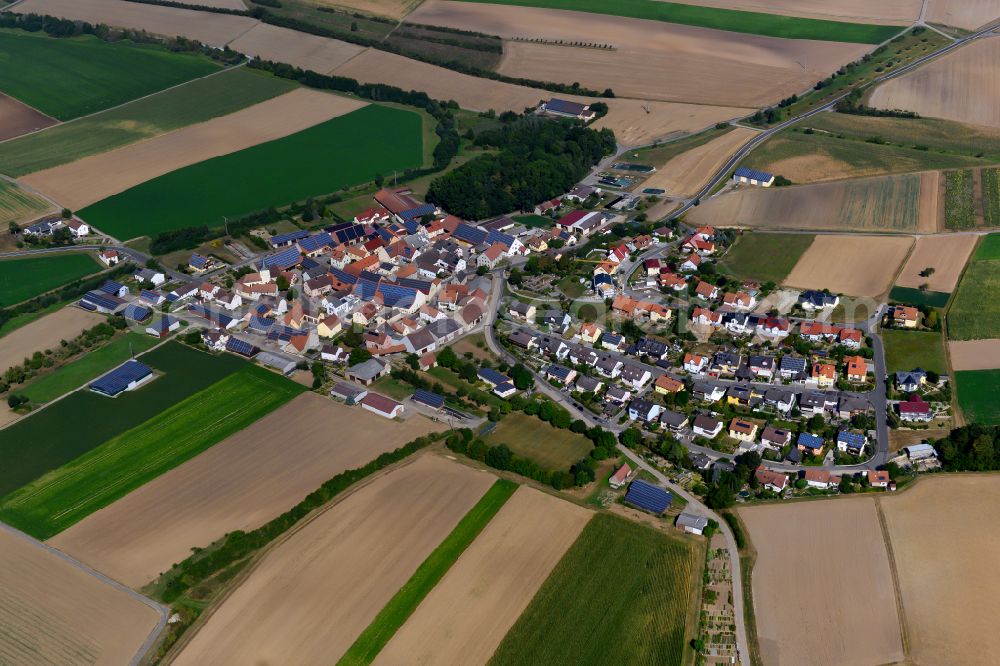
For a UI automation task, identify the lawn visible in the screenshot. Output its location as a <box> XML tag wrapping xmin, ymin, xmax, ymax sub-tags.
<box><xmin>489</xmin><ymin>512</ymin><xmax>701</xmax><ymax>665</ymax></box>
<box><xmin>456</xmin><ymin>0</ymin><xmax>900</xmax><ymax>42</ymax></box>
<box><xmin>339</xmin><ymin>479</ymin><xmax>518</xmax><ymax>666</ymax></box>
<box><xmin>0</xmin><ymin>252</ymin><xmax>100</xmax><ymax>307</ymax></box>
<box><xmin>948</xmin><ymin>236</ymin><xmax>1000</xmax><ymax>340</ymax></box>
<box><xmin>486</xmin><ymin>412</ymin><xmax>593</xmax><ymax>471</ymax></box>
<box><xmin>889</xmin><ymin>286</ymin><xmax>951</xmax><ymax>309</ymax></box>
<box><xmin>0</xmin><ymin>342</ymin><xmax>246</xmax><ymax>497</ymax></box>
<box><xmin>944</xmin><ymin>169</ymin><xmax>977</xmax><ymax>229</ymax></box>
<box><xmin>0</xmin><ymin>178</ymin><xmax>52</xmax><ymax>225</ymax></box>
<box><xmin>719</xmin><ymin>232</ymin><xmax>815</xmax><ymax>283</ymax></box>
<box><xmin>0</xmin><ymin>67</ymin><xmax>296</xmax><ymax>177</ymax></box>
<box><xmin>882</xmin><ymin>329</ymin><xmax>948</xmax><ymax>374</ymax></box>
<box><xmin>973</xmin><ymin>232</ymin><xmax>1000</xmax><ymax>260</ymax></box>
<box><xmin>0</xmin><ymin>30</ymin><xmax>219</xmax><ymax>120</ymax></box>
<box><xmin>512</xmin><ymin>214</ymin><xmax>554</xmax><ymax>229</ymax></box>
<box><xmin>0</xmin><ymin>365</ymin><xmax>304</xmax><ymax>539</ymax></box>
<box><xmin>79</xmin><ymin>105</ymin><xmax>423</xmax><ymax>240</ymax></box>
<box><xmin>955</xmin><ymin>370</ymin><xmax>1000</xmax><ymax>425</ymax></box>
<box><xmin>19</xmin><ymin>333</ymin><xmax>159</xmax><ymax>404</ymax></box>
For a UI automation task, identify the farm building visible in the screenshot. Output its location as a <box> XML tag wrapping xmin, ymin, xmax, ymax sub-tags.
<box><xmin>732</xmin><ymin>166</ymin><xmax>775</xmax><ymax>187</ymax></box>
<box><xmin>609</xmin><ymin>463</ymin><xmax>632</xmax><ymax>489</ymax></box>
<box><xmin>361</xmin><ymin>392</ymin><xmax>404</xmax><ymax>419</ymax></box>
<box><xmin>89</xmin><ymin>360</ymin><xmax>154</xmax><ymax>397</ymax></box>
<box><xmin>540</xmin><ymin>98</ymin><xmax>597</xmax><ymax>121</ymax></box>
<box><xmin>411</xmin><ymin>389</ymin><xmax>445</xmax><ymax>411</ymax></box>
<box><xmin>145</xmin><ymin>316</ymin><xmax>179</xmax><ymax>338</ymax></box>
<box><xmin>257</xmin><ymin>351</ymin><xmax>298</xmax><ymax>375</ymax></box>
<box><xmin>347</xmin><ymin>358</ymin><xmax>388</xmax><ymax>385</ymax></box>
<box><xmin>623</xmin><ymin>480</ymin><xmax>672</xmax><ymax>514</ymax></box>
<box><xmin>676</xmin><ymin>512</ymin><xmax>709</xmax><ymax>535</ymax></box>
<box><xmin>330</xmin><ymin>382</ymin><xmax>367</xmax><ymax>404</ymax></box>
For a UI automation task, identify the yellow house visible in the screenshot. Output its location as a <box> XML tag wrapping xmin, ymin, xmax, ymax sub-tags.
<box><xmin>318</xmin><ymin>314</ymin><xmax>342</xmax><ymax>339</ymax></box>
<box><xmin>729</xmin><ymin>418</ymin><xmax>758</xmax><ymax>442</ymax></box>
<box><xmin>648</xmin><ymin>304</ymin><xmax>672</xmax><ymax>323</ymax></box>
<box><xmin>579</xmin><ymin>322</ymin><xmax>602</xmax><ymax>344</ymax></box>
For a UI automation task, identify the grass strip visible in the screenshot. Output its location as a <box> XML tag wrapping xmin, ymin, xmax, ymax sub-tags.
<box><xmin>339</xmin><ymin>478</ymin><xmax>519</xmax><ymax>666</ymax></box>
<box><xmin>888</xmin><ymin>286</ymin><xmax>950</xmax><ymax>309</ymax></box>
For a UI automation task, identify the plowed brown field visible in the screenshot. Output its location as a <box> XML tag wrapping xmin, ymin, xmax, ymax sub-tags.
<box><xmin>0</xmin><ymin>94</ymin><xmax>56</xmax><ymax>142</ymax></box>
<box><xmin>926</xmin><ymin>0</ymin><xmax>1000</xmax><ymax>29</ymax></box>
<box><xmin>784</xmin><ymin>234</ymin><xmax>913</xmax><ymax>297</ymax></box>
<box><xmin>948</xmin><ymin>339</ymin><xmax>1000</xmax><ymax>370</ymax></box>
<box><xmin>228</xmin><ymin>23</ymin><xmax>365</xmax><ymax>73</ymax></box>
<box><xmin>895</xmin><ymin>233</ymin><xmax>977</xmax><ymax>291</ymax></box>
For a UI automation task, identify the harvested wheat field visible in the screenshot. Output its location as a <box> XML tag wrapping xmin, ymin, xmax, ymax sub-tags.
<box><xmin>948</xmin><ymin>339</ymin><xmax>1000</xmax><ymax>370</ymax></box>
<box><xmin>0</xmin><ymin>525</ymin><xmax>161</xmax><ymax>666</ymax></box>
<box><xmin>784</xmin><ymin>234</ymin><xmax>913</xmax><ymax>297</ymax></box>
<box><xmin>672</xmin><ymin>0</ymin><xmax>920</xmax><ymax>24</ymax></box>
<box><xmin>0</xmin><ymin>94</ymin><xmax>56</xmax><ymax>142</ymax></box>
<box><xmin>12</xmin><ymin>0</ymin><xmax>257</xmax><ymax>46</ymax></box>
<box><xmin>185</xmin><ymin>0</ymin><xmax>245</xmax><ymax>8</ymax></box>
<box><xmin>412</xmin><ymin>2</ymin><xmax>868</xmax><ymax>107</ymax></box>
<box><xmin>881</xmin><ymin>475</ymin><xmax>1000</xmax><ymax>665</ymax></box>
<box><xmin>640</xmin><ymin>128</ymin><xmax>756</xmax><ymax>196</ymax></box>
<box><xmin>869</xmin><ymin>38</ymin><xmax>1000</xmax><ymax>130</ymax></box>
<box><xmin>373</xmin><ymin>486</ymin><xmax>591</xmax><ymax>666</ymax></box>
<box><xmin>740</xmin><ymin>499</ymin><xmax>903</xmax><ymax>666</ymax></box>
<box><xmin>229</xmin><ymin>23</ymin><xmax>365</xmax><ymax>73</ymax></box>
<box><xmin>926</xmin><ymin>0</ymin><xmax>1000</xmax><ymax>30</ymax></box>
<box><xmin>173</xmin><ymin>455</ymin><xmax>495</xmax><ymax>666</ymax></box>
<box><xmin>312</xmin><ymin>0</ymin><xmax>421</xmax><ymax>19</ymax></box>
<box><xmin>0</xmin><ymin>307</ymin><xmax>104</xmax><ymax>372</ymax></box>
<box><xmin>22</xmin><ymin>89</ymin><xmax>365</xmax><ymax>211</ymax></box>
<box><xmin>895</xmin><ymin>233</ymin><xmax>977</xmax><ymax>291</ymax></box>
<box><xmin>49</xmin><ymin>393</ymin><xmax>442</xmax><ymax>588</ymax></box>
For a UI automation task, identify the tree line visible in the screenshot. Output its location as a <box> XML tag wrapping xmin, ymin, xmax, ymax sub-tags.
<box><xmin>934</xmin><ymin>424</ymin><xmax>1000</xmax><ymax>471</ymax></box>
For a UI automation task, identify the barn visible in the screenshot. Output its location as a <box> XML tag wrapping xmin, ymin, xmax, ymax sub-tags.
<box><xmin>89</xmin><ymin>360</ymin><xmax>154</xmax><ymax>397</ymax></box>
<box><xmin>732</xmin><ymin>166</ymin><xmax>775</xmax><ymax>187</ymax></box>
<box><xmin>623</xmin><ymin>479</ymin><xmax>672</xmax><ymax>514</ymax></box>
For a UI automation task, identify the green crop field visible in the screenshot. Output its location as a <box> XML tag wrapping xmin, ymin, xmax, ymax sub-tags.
<box><xmin>512</xmin><ymin>214</ymin><xmax>553</xmax><ymax>229</ymax></box>
<box><xmin>340</xmin><ymin>479</ymin><xmax>518</xmax><ymax>666</ymax></box>
<box><xmin>883</xmin><ymin>330</ymin><xmax>947</xmax><ymax>373</ymax></box>
<box><xmin>0</xmin><ymin>30</ymin><xmax>219</xmax><ymax>120</ymax></box>
<box><xmin>79</xmin><ymin>105</ymin><xmax>423</xmax><ymax>240</ymax></box>
<box><xmin>456</xmin><ymin>0</ymin><xmax>899</xmax><ymax>42</ymax></box>
<box><xmin>489</xmin><ymin>512</ymin><xmax>701</xmax><ymax>665</ymax></box>
<box><xmin>20</xmin><ymin>333</ymin><xmax>159</xmax><ymax>405</ymax></box>
<box><xmin>838</xmin><ymin>172</ymin><xmax>922</xmax><ymax>230</ymax></box>
<box><xmin>0</xmin><ymin>178</ymin><xmax>52</xmax><ymax>225</ymax></box>
<box><xmin>486</xmin><ymin>412</ymin><xmax>593</xmax><ymax>471</ymax></box>
<box><xmin>0</xmin><ymin>67</ymin><xmax>296</xmax><ymax>177</ymax></box>
<box><xmin>955</xmin><ymin>370</ymin><xmax>1000</xmax><ymax>425</ymax></box>
<box><xmin>983</xmin><ymin>168</ymin><xmax>999</xmax><ymax>227</ymax></box>
<box><xmin>948</xmin><ymin>236</ymin><xmax>1000</xmax><ymax>340</ymax></box>
<box><xmin>0</xmin><ymin>365</ymin><xmax>303</xmax><ymax>539</ymax></box>
<box><xmin>0</xmin><ymin>342</ymin><xmax>246</xmax><ymax>497</ymax></box>
<box><xmin>0</xmin><ymin>252</ymin><xmax>100</xmax><ymax>306</ymax></box>
<box><xmin>719</xmin><ymin>232</ymin><xmax>814</xmax><ymax>283</ymax></box>
<box><xmin>944</xmin><ymin>169</ymin><xmax>976</xmax><ymax>229</ymax></box>
<box><xmin>889</xmin><ymin>286</ymin><xmax>951</xmax><ymax>309</ymax></box>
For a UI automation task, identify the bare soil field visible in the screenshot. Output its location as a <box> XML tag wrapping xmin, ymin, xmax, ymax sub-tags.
<box><xmin>895</xmin><ymin>233</ymin><xmax>976</xmax><ymax>291</ymax></box>
<box><xmin>784</xmin><ymin>234</ymin><xmax>914</xmax><ymax>297</ymax></box>
<box><xmin>672</xmin><ymin>0</ymin><xmax>920</xmax><ymax>24</ymax></box>
<box><xmin>889</xmin><ymin>427</ymin><xmax>950</xmax><ymax>451</ymax></box>
<box><xmin>948</xmin><ymin>339</ymin><xmax>1000</xmax><ymax>370</ymax></box>
<box><xmin>21</xmin><ymin>89</ymin><xmax>365</xmax><ymax>210</ymax></box>
<box><xmin>311</xmin><ymin>0</ymin><xmax>421</xmax><ymax>19</ymax></box>
<box><xmin>373</xmin><ymin>486</ymin><xmax>591</xmax><ymax>666</ymax></box>
<box><xmin>926</xmin><ymin>0</ymin><xmax>1000</xmax><ymax>30</ymax></box>
<box><xmin>0</xmin><ymin>307</ymin><xmax>105</xmax><ymax>372</ymax></box>
<box><xmin>0</xmin><ymin>526</ymin><xmax>160</xmax><ymax>666</ymax></box>
<box><xmin>48</xmin><ymin>393</ymin><xmax>442</xmax><ymax>588</ymax></box>
<box><xmin>12</xmin><ymin>0</ymin><xmax>258</xmax><ymax>47</ymax></box>
<box><xmin>881</xmin><ymin>475</ymin><xmax>1000</xmax><ymax>665</ymax></box>
<box><xmin>228</xmin><ymin>23</ymin><xmax>365</xmax><ymax>73</ymax></box>
<box><xmin>869</xmin><ymin>38</ymin><xmax>1000</xmax><ymax>130</ymax></box>
<box><xmin>411</xmin><ymin>2</ymin><xmax>868</xmax><ymax>107</ymax></box>
<box><xmin>0</xmin><ymin>94</ymin><xmax>57</xmax><ymax>142</ymax></box>
<box><xmin>639</xmin><ymin>127</ymin><xmax>757</xmax><ymax>196</ymax></box>
<box><xmin>740</xmin><ymin>499</ymin><xmax>903</xmax><ymax>666</ymax></box>
<box><xmin>172</xmin><ymin>455</ymin><xmax>496</xmax><ymax>665</ymax></box>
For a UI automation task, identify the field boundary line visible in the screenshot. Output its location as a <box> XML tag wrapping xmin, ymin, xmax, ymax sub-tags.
<box><xmin>0</xmin><ymin>520</ymin><xmax>168</xmax><ymax>666</ymax></box>
<box><xmin>874</xmin><ymin>497</ymin><xmax>911</xmax><ymax>661</ymax></box>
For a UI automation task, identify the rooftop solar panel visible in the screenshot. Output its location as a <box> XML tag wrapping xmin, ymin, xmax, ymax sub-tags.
<box><xmin>123</xmin><ymin>304</ymin><xmax>152</xmax><ymax>321</ymax></box>
<box><xmin>623</xmin><ymin>480</ymin><xmax>672</xmax><ymax>514</ymax></box>
<box><xmin>226</xmin><ymin>337</ymin><xmax>260</xmax><ymax>357</ymax></box>
<box><xmin>733</xmin><ymin>166</ymin><xmax>774</xmax><ymax>182</ymax></box>
<box><xmin>90</xmin><ymin>360</ymin><xmax>153</xmax><ymax>397</ymax></box>
<box><xmin>270</xmin><ymin>230</ymin><xmax>309</xmax><ymax>247</ymax></box>
<box><xmin>260</xmin><ymin>246</ymin><xmax>301</xmax><ymax>270</ymax></box>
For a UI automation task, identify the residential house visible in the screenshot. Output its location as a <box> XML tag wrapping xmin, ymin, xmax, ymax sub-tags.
<box><xmin>189</xmin><ymin>253</ymin><xmax>210</xmax><ymax>272</ymax></box>
<box><xmin>508</xmin><ymin>329</ymin><xmax>538</xmax><ymax>350</ymax></box>
<box><xmin>754</xmin><ymin>465</ymin><xmax>788</xmax><ymax>492</ymax></box>
<box><xmin>729</xmin><ymin>418</ymin><xmax>758</xmax><ymax>442</ymax></box>
<box><xmin>659</xmin><ymin>409</ymin><xmax>689</xmax><ymax>432</ymax></box>
<box><xmin>797</xmin><ymin>432</ymin><xmax>825</xmax><ymax>456</ymax></box>
<box><xmin>679</xmin><ymin>254</ymin><xmax>702</xmax><ymax>272</ymax></box>
<box><xmin>654</xmin><ymin>375</ymin><xmax>684</xmax><ymax>395</ymax></box>
<box><xmin>839</xmin><ymin>328</ymin><xmax>863</xmax><ymax>349</ymax></box>
<box><xmin>628</xmin><ymin>398</ymin><xmax>662</xmax><ymax>423</ymax></box>
<box><xmin>692</xmin><ymin>307</ymin><xmax>722</xmax><ymax>327</ymax></box>
<box><xmin>764</xmin><ymin>388</ymin><xmax>796</xmax><ymax>414</ymax></box>
<box><xmin>748</xmin><ymin>355</ymin><xmax>776</xmax><ymax>380</ymax></box>
<box><xmin>66</xmin><ymin>219</ymin><xmax>89</xmax><ymax>238</ymax></box>
<box><xmin>575</xmin><ymin>374</ymin><xmax>604</xmax><ymax>394</ymax></box>
<box><xmin>803</xmin><ymin>469</ymin><xmax>835</xmax><ymax>490</ymax></box>
<box><xmin>317</xmin><ymin>315</ymin><xmax>342</xmax><ymax>339</ymax></box>
<box><xmin>605</xmin><ymin>385</ymin><xmax>631</xmax><ymax>404</ymax></box>
<box><xmin>799</xmin><ymin>290</ymin><xmax>839</xmax><ymax>311</ymax></box>
<box><xmin>761</xmin><ymin>425</ymin><xmax>792</xmax><ymax>450</ymax></box>
<box><xmin>722</xmin><ymin>291</ymin><xmax>755</xmax><ymax>311</ymax></box>
<box><xmin>812</xmin><ymin>362</ymin><xmax>836</xmax><ymax>388</ymax></box>
<box><xmin>757</xmin><ymin>316</ymin><xmax>790</xmax><ymax>338</ymax></box>
<box><xmin>478</xmin><ymin>367</ymin><xmax>512</xmax><ymax>388</ymax></box>
<box><xmin>837</xmin><ymin>430</ymin><xmax>868</xmax><ymax>456</ymax></box>
<box><xmin>98</xmin><ymin>249</ymin><xmax>120</xmax><ymax>266</ymax></box>
<box><xmin>601</xmin><ymin>331</ymin><xmax>627</xmax><ymax>351</ymax></box>
<box><xmin>633</xmin><ymin>337</ymin><xmax>669</xmax><ymax>360</ymax></box>
<box><xmin>595</xmin><ymin>355</ymin><xmax>623</xmax><ymax>378</ymax></box>
<box><xmin>711</xmin><ymin>351</ymin><xmax>742</xmax><ymax>376</ymax></box>
<box><xmin>845</xmin><ymin>355</ymin><xmax>870</xmax><ymax>383</ymax></box>
<box><xmin>898</xmin><ymin>394</ymin><xmax>933</xmax><ymax>422</ymax></box>
<box><xmin>693</xmin><ymin>415</ymin><xmax>723</xmax><ymax>439</ymax></box>
<box><xmin>542</xmin><ymin>310</ymin><xmax>572</xmax><ymax>333</ymax></box>
<box><xmin>619</xmin><ymin>364</ymin><xmax>652</xmax><ymax>389</ymax></box>
<box><xmin>609</xmin><ymin>463</ymin><xmax>632</xmax><ymax>489</ymax></box>
<box><xmin>868</xmin><ymin>470</ymin><xmax>890</xmax><ymax>488</ymax></box>
<box><xmin>779</xmin><ymin>355</ymin><xmax>807</xmax><ymax>380</ymax></box>
<box><xmin>895</xmin><ymin>369</ymin><xmax>927</xmax><ymax>393</ymax></box>
<box><xmin>692</xmin><ymin>381</ymin><xmax>726</xmax><ymax>403</ymax></box>
<box><xmin>684</xmin><ymin>353</ymin><xmax>708</xmax><ymax>374</ymax></box>
<box><xmin>892</xmin><ymin>305</ymin><xmax>919</xmax><ymax>328</ymax></box>
<box><xmin>694</xmin><ymin>280</ymin><xmax>719</xmax><ymax>301</ymax></box>
<box><xmin>546</xmin><ymin>364</ymin><xmax>577</xmax><ymax>385</ymax></box>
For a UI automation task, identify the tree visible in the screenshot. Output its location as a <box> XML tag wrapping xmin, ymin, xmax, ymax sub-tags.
<box><xmin>508</xmin><ymin>268</ymin><xmax>523</xmax><ymax>287</ymax></box>
<box><xmin>437</xmin><ymin>346</ymin><xmax>458</xmax><ymax>368</ymax></box>
<box><xmin>276</xmin><ymin>274</ymin><xmax>290</xmax><ymax>291</ymax></box>
<box><xmin>509</xmin><ymin>363</ymin><xmax>534</xmax><ymax>390</ymax></box>
<box><xmin>485</xmin><ymin>444</ymin><xmax>512</xmax><ymax>470</ymax></box>
<box><xmin>348</xmin><ymin>348</ymin><xmax>371</xmax><ymax>366</ymax></box>
<box><xmin>619</xmin><ymin>428</ymin><xmax>642</xmax><ymax>449</ymax></box>
<box><xmin>405</xmin><ymin>353</ymin><xmax>420</xmax><ymax>370</ymax></box>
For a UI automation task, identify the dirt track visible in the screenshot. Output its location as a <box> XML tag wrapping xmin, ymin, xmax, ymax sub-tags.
<box><xmin>0</xmin><ymin>307</ymin><xmax>105</xmax><ymax>373</ymax></box>
<box><xmin>173</xmin><ymin>455</ymin><xmax>496</xmax><ymax>665</ymax></box>
<box><xmin>639</xmin><ymin>128</ymin><xmax>757</xmax><ymax>197</ymax></box>
<box><xmin>22</xmin><ymin>89</ymin><xmax>365</xmax><ymax>210</ymax></box>
<box><xmin>373</xmin><ymin>486</ymin><xmax>590</xmax><ymax>666</ymax></box>
<box><xmin>0</xmin><ymin>94</ymin><xmax>57</xmax><ymax>142</ymax></box>
<box><xmin>895</xmin><ymin>233</ymin><xmax>977</xmax><ymax>291</ymax></box>
<box><xmin>948</xmin><ymin>339</ymin><xmax>1000</xmax><ymax>370</ymax></box>
<box><xmin>49</xmin><ymin>393</ymin><xmax>443</xmax><ymax>588</ymax></box>
<box><xmin>0</xmin><ymin>527</ymin><xmax>160</xmax><ymax>666</ymax></box>
<box><xmin>740</xmin><ymin>499</ymin><xmax>903</xmax><ymax>666</ymax></box>
<box><xmin>784</xmin><ymin>234</ymin><xmax>913</xmax><ymax>297</ymax></box>
<box><xmin>229</xmin><ymin>23</ymin><xmax>365</xmax><ymax>73</ymax></box>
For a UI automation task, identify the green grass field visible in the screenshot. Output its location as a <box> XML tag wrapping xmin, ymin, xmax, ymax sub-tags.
<box><xmin>512</xmin><ymin>214</ymin><xmax>553</xmax><ymax>229</ymax></box>
<box><xmin>0</xmin><ymin>67</ymin><xmax>295</xmax><ymax>177</ymax></box>
<box><xmin>0</xmin><ymin>342</ymin><xmax>246</xmax><ymax>497</ymax></box>
<box><xmin>339</xmin><ymin>479</ymin><xmax>518</xmax><ymax>666</ymax></box>
<box><xmin>955</xmin><ymin>369</ymin><xmax>1000</xmax><ymax>425</ymax></box>
<box><xmin>486</xmin><ymin>412</ymin><xmax>593</xmax><ymax>471</ymax></box>
<box><xmin>456</xmin><ymin>0</ymin><xmax>899</xmax><ymax>42</ymax></box>
<box><xmin>79</xmin><ymin>104</ymin><xmax>423</xmax><ymax>240</ymax></box>
<box><xmin>883</xmin><ymin>329</ymin><xmax>947</xmax><ymax>373</ymax></box>
<box><xmin>0</xmin><ymin>252</ymin><xmax>100</xmax><ymax>306</ymax></box>
<box><xmin>718</xmin><ymin>232</ymin><xmax>814</xmax><ymax>283</ymax></box>
<box><xmin>0</xmin><ymin>365</ymin><xmax>303</xmax><ymax>539</ymax></box>
<box><xmin>0</xmin><ymin>178</ymin><xmax>52</xmax><ymax>224</ymax></box>
<box><xmin>948</xmin><ymin>235</ymin><xmax>1000</xmax><ymax>340</ymax></box>
<box><xmin>888</xmin><ymin>286</ymin><xmax>951</xmax><ymax>308</ymax></box>
<box><xmin>944</xmin><ymin>169</ymin><xmax>977</xmax><ymax>229</ymax></box>
<box><xmin>983</xmin><ymin>169</ymin><xmax>999</xmax><ymax>227</ymax></box>
<box><xmin>973</xmin><ymin>233</ymin><xmax>1000</xmax><ymax>260</ymax></box>
<box><xmin>20</xmin><ymin>333</ymin><xmax>159</xmax><ymax>404</ymax></box>
<box><xmin>0</xmin><ymin>30</ymin><xmax>219</xmax><ymax>120</ymax></box>
<box><xmin>489</xmin><ymin>512</ymin><xmax>701</xmax><ymax>665</ymax></box>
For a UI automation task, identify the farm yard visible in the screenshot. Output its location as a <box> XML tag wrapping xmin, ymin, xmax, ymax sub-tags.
<box><xmin>718</xmin><ymin>232</ymin><xmax>815</xmax><ymax>284</ymax></box>
<box><xmin>881</xmin><ymin>475</ymin><xmax>1000</xmax><ymax>664</ymax></box>
<box><xmin>0</xmin><ymin>93</ymin><xmax>55</xmax><ymax>142</ymax></box>
<box><xmin>0</xmin><ymin>179</ymin><xmax>55</xmax><ymax>230</ymax></box>
<box><xmin>947</xmin><ymin>234</ymin><xmax>1000</xmax><ymax>340</ymax></box>
<box><xmin>0</xmin><ymin>253</ymin><xmax>100</xmax><ymax>307</ymax></box>
<box><xmin>783</xmin><ymin>234</ymin><xmax>913</xmax><ymax>298</ymax></box>
<box><xmin>485</xmin><ymin>412</ymin><xmax>593</xmax><ymax>471</ymax></box>
<box><xmin>954</xmin><ymin>370</ymin><xmax>1000</xmax><ymax>424</ymax></box>
<box><xmin>944</xmin><ymin>169</ymin><xmax>977</xmax><ymax>229</ymax></box>
<box><xmin>637</xmin><ymin>127</ymin><xmax>756</xmax><ymax>196</ymax></box>
<box><xmin>0</xmin><ymin>29</ymin><xmax>219</xmax><ymax>120</ymax></box>
<box><xmin>172</xmin><ymin>455</ymin><xmax>496</xmax><ymax>665</ymax></box>
<box><xmin>0</xmin><ymin>526</ymin><xmax>161</xmax><ymax>666</ymax></box>
<box><xmin>894</xmin><ymin>234</ymin><xmax>977</xmax><ymax>293</ymax></box>
<box><xmin>77</xmin><ymin>104</ymin><xmax>421</xmax><ymax>239</ymax></box>
<box><xmin>50</xmin><ymin>394</ymin><xmax>444</xmax><ymax>589</ymax></box>
<box><xmin>740</xmin><ymin>499</ymin><xmax>903</xmax><ymax>666</ymax></box>
<box><xmin>25</xmin><ymin>89</ymin><xmax>367</xmax><ymax>212</ymax></box>
<box><xmin>883</xmin><ymin>329</ymin><xmax>948</xmax><ymax>373</ymax></box>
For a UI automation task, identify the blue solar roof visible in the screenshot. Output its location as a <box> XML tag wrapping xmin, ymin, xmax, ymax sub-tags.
<box><xmin>81</xmin><ymin>291</ymin><xmax>120</xmax><ymax>311</ymax></box>
<box><xmin>547</xmin><ymin>364</ymin><xmax>572</xmax><ymax>380</ymax></box>
<box><xmin>545</xmin><ymin>98</ymin><xmax>588</xmax><ymax>115</ymax></box>
<box><xmin>122</xmin><ymin>304</ymin><xmax>152</xmax><ymax>321</ymax></box>
<box><xmin>377</xmin><ymin>282</ymin><xmax>417</xmax><ymax>308</ymax></box>
<box><xmin>187</xmin><ymin>304</ymin><xmax>233</xmax><ymax>328</ymax></box>
<box><xmin>356</xmin><ymin>277</ymin><xmax>380</xmax><ymax>301</ymax></box>
<box><xmin>478</xmin><ymin>367</ymin><xmax>510</xmax><ymax>385</ymax></box>
<box><xmin>328</xmin><ymin>223</ymin><xmax>366</xmax><ymax>244</ymax></box>
<box><xmin>375</xmin><ymin>227</ymin><xmax>393</xmax><ymax>242</ymax></box>
<box><xmin>412</xmin><ymin>389</ymin><xmax>445</xmax><ymax>408</ymax></box>
<box><xmin>837</xmin><ymin>430</ymin><xmax>865</xmax><ymax>447</ymax></box>
<box><xmin>147</xmin><ymin>316</ymin><xmax>176</xmax><ymax>334</ymax></box>
<box><xmin>399</xmin><ymin>203</ymin><xmax>435</xmax><ymax>223</ymax></box>
<box><xmin>797</xmin><ymin>432</ymin><xmax>824</xmax><ymax>450</ymax></box>
<box><xmin>734</xmin><ymin>166</ymin><xmax>774</xmax><ymax>182</ymax></box>
<box><xmin>99</xmin><ymin>280</ymin><xmax>125</xmax><ymax>295</ymax></box>
<box><xmin>270</xmin><ymin>230</ymin><xmax>309</xmax><ymax>247</ymax></box>
<box><xmin>189</xmin><ymin>253</ymin><xmax>208</xmax><ymax>269</ymax></box>
<box><xmin>396</xmin><ymin>277</ymin><xmax>432</xmax><ymax>294</ymax></box>
<box><xmin>452</xmin><ymin>223</ymin><xmax>488</xmax><ymax>246</ymax></box>
<box><xmin>79</xmin><ymin>300</ymin><xmax>97</xmax><ymax>311</ymax></box>
<box><xmin>299</xmin><ymin>232</ymin><xmax>333</xmax><ymax>253</ymax></box>
<box><xmin>485</xmin><ymin>229</ymin><xmax>514</xmax><ymax>248</ymax></box>
<box><xmin>624</xmin><ymin>480</ymin><xmax>672</xmax><ymax>514</ymax></box>
<box><xmin>226</xmin><ymin>337</ymin><xmax>260</xmax><ymax>357</ymax></box>
<box><xmin>90</xmin><ymin>360</ymin><xmax>152</xmax><ymax>397</ymax></box>
<box><xmin>139</xmin><ymin>289</ymin><xmax>161</xmax><ymax>304</ymax></box>
<box><xmin>260</xmin><ymin>246</ymin><xmax>301</xmax><ymax>270</ymax></box>
<box><xmin>248</xmin><ymin>314</ymin><xmax>275</xmax><ymax>332</ymax></box>
<box><xmin>330</xmin><ymin>267</ymin><xmax>358</xmax><ymax>285</ymax></box>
